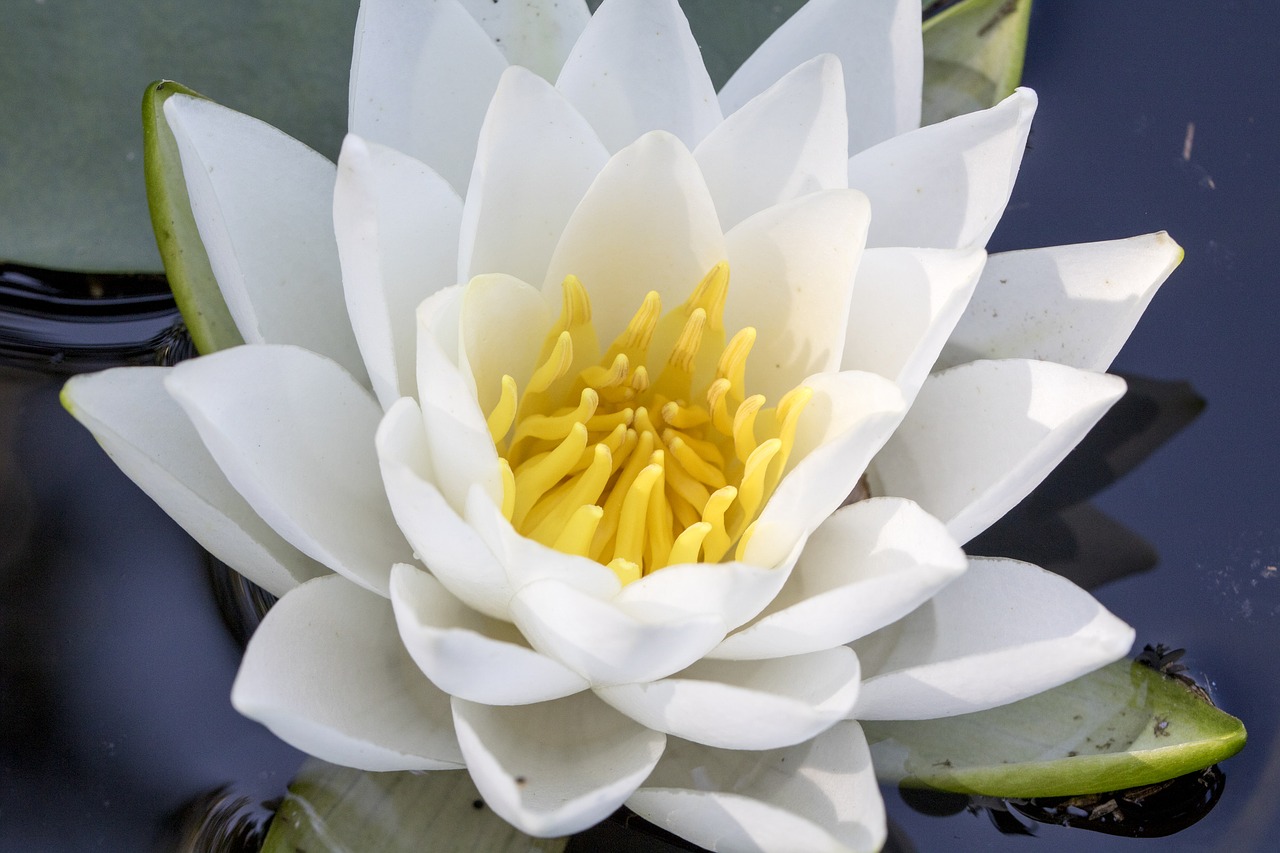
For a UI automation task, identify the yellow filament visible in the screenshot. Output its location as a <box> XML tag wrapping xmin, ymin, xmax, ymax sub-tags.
<box><xmin>666</xmin><ymin>434</ymin><xmax>727</xmax><ymax>489</ymax></box>
<box><xmin>553</xmin><ymin>505</ymin><xmax>604</xmax><ymax>557</ymax></box>
<box><xmin>526</xmin><ymin>331</ymin><xmax>574</xmax><ymax>395</ymax></box>
<box><xmin>683</xmin><ymin>262</ymin><xmax>730</xmax><ymax>331</ymax></box>
<box><xmin>669</xmin><ymin>522</ymin><xmax>712</xmax><ymax>565</ymax></box>
<box><xmin>717</xmin><ymin>327</ymin><xmax>756</xmax><ymax>408</ymax></box>
<box><xmin>608</xmin><ymin>557</ymin><xmax>642</xmax><ymax>586</ymax></box>
<box><xmin>603</xmin><ymin>290</ymin><xmax>661</xmax><ymax>366</ymax></box>
<box><xmin>700</xmin><ymin>486</ymin><xmax>737</xmax><ymax>563</ymax></box>
<box><xmin>594</xmin><ymin>429</ymin><xmax>656</xmax><ymax>558</ymax></box>
<box><xmin>528</xmin><ymin>443</ymin><xmax>612</xmax><ymax>545</ymax></box>
<box><xmin>732</xmin><ymin>394</ymin><xmax>765</xmax><ymax>464</ymax></box>
<box><xmin>497</xmin><ymin>458</ymin><xmax>515</xmax><ymax>522</ymax></box>
<box><xmin>580</xmin><ymin>353</ymin><xmax>630</xmax><ymax>389</ymax></box>
<box><xmin>615</xmin><ymin>462</ymin><xmax>663</xmax><ymax>567</ymax></box>
<box><xmin>736</xmin><ymin>438</ymin><xmax>782</xmax><ymax>532</ymax></box>
<box><xmin>512</xmin><ymin>422</ymin><xmax>588</xmax><ymax>528</ymax></box>
<box><xmin>512</xmin><ymin>388</ymin><xmax>598</xmax><ymax>445</ymax></box>
<box><xmin>654</xmin><ymin>308</ymin><xmax>707</xmax><ymax>399</ymax></box>
<box><xmin>487</xmin><ymin>375</ymin><xmax>518</xmax><ymax>445</ymax></box>
<box><xmin>662</xmin><ymin>399</ymin><xmax>710</xmax><ymax>429</ymax></box>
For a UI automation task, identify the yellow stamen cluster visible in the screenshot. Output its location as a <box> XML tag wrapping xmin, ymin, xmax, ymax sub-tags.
<box><xmin>487</xmin><ymin>263</ymin><xmax>811</xmax><ymax>585</ymax></box>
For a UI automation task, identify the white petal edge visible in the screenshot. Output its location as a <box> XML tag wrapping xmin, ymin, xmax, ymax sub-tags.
<box><xmin>938</xmin><ymin>232</ymin><xmax>1184</xmax><ymax>372</ymax></box>
<box><xmin>868</xmin><ymin>358</ymin><xmax>1126</xmax><ymax>544</ymax></box>
<box><xmin>453</xmin><ymin>693</ymin><xmax>665</xmax><ymax>837</ymax></box>
<box><xmin>166</xmin><ymin>345</ymin><xmax>410</xmax><ymax>596</ymax></box>
<box><xmin>628</xmin><ymin>721</ymin><xmax>886</xmax><ymax>853</ymax></box>
<box><xmin>62</xmin><ymin>367</ymin><xmax>326</xmax><ymax>597</ymax></box>
<box><xmin>232</xmin><ymin>574</ymin><xmax>463</xmax><ymax>771</ymax></box>
<box><xmin>851</xmin><ymin>557</ymin><xmax>1135</xmax><ymax>720</ymax></box>
<box><xmin>847</xmin><ymin>88</ymin><xmax>1037</xmax><ymax>250</ymax></box>
<box><xmin>163</xmin><ymin>96</ymin><xmax>366</xmax><ymax>382</ymax></box>
<box><xmin>455</xmin><ymin>0</ymin><xmax>590</xmax><ymax>81</ymax></box>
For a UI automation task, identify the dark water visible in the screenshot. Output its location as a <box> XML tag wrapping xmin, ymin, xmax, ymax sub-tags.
<box><xmin>2</xmin><ymin>1</ymin><xmax>1278</xmax><ymax>851</ymax></box>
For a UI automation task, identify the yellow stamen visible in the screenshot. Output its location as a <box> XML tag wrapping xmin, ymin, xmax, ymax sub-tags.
<box><xmin>603</xmin><ymin>290</ymin><xmax>661</xmax><ymax>366</ymax></box>
<box><xmin>654</xmin><ymin>307</ymin><xmax>707</xmax><ymax>399</ymax></box>
<box><xmin>526</xmin><ymin>331</ymin><xmax>574</xmax><ymax>395</ymax></box>
<box><xmin>669</xmin><ymin>521</ymin><xmax>712</xmax><ymax>565</ymax></box>
<box><xmin>700</xmin><ymin>486</ymin><xmax>737</xmax><ymax>563</ymax></box>
<box><xmin>511</xmin><ymin>388</ymin><xmax>598</xmax><ymax>445</ymax></box>
<box><xmin>497</xmin><ymin>457</ymin><xmax>515</xmax><ymax>522</ymax></box>
<box><xmin>528</xmin><ymin>443</ymin><xmax>612</xmax><ymax>545</ymax></box>
<box><xmin>553</xmin><ymin>505</ymin><xmax>604</xmax><ymax>557</ymax></box>
<box><xmin>731</xmin><ymin>394</ymin><xmax>765</xmax><ymax>464</ymax></box>
<box><xmin>512</xmin><ymin>422</ymin><xmax>588</xmax><ymax>528</ymax></box>
<box><xmin>665</xmin><ymin>433</ymin><xmax>727</xmax><ymax>489</ymax></box>
<box><xmin>614</xmin><ymin>462</ymin><xmax>663</xmax><ymax>567</ymax></box>
<box><xmin>717</xmin><ymin>327</ymin><xmax>756</xmax><ymax>409</ymax></box>
<box><xmin>487</xmin><ymin>375</ymin><xmax>518</xmax><ymax>445</ymax></box>
<box><xmin>662</xmin><ymin>399</ymin><xmax>710</xmax><ymax>429</ymax></box>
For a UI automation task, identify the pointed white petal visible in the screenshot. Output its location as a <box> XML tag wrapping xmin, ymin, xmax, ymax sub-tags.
<box><xmin>455</xmin><ymin>0</ymin><xmax>590</xmax><ymax>80</ymax></box>
<box><xmin>843</xmin><ymin>246</ymin><xmax>986</xmax><ymax>402</ymax></box>
<box><xmin>724</xmin><ymin>189</ymin><xmax>870</xmax><ymax>402</ymax></box>
<box><xmin>166</xmin><ymin>345</ymin><xmax>410</xmax><ymax>596</ymax></box>
<box><xmin>453</xmin><ymin>693</ymin><xmax>665</xmax><ymax>837</ymax></box>
<box><xmin>62</xmin><ymin>368</ymin><xmax>326</xmax><ymax>597</ymax></box>
<box><xmin>695</xmin><ymin>55</ymin><xmax>849</xmax><ymax>231</ymax></box>
<box><xmin>597</xmin><ymin>647</ymin><xmax>860</xmax><ymax>750</ymax></box>
<box><xmin>869</xmin><ymin>359</ymin><xmax>1126</xmax><ymax>544</ymax></box>
<box><xmin>555</xmin><ymin>0</ymin><xmax>721</xmax><ymax>152</ymax></box>
<box><xmin>616</xmin><ymin>555</ymin><xmax>796</xmax><ymax>635</ymax></box>
<box><xmin>349</xmin><ymin>0</ymin><xmax>508</xmax><ymax>191</ymax></box>
<box><xmin>334</xmin><ymin>135</ymin><xmax>462</xmax><ymax>409</ymax></box>
<box><xmin>163</xmin><ymin>96</ymin><xmax>365</xmax><ymax>382</ymax></box>
<box><xmin>721</xmin><ymin>0</ymin><xmax>921</xmax><ymax>156</ymax></box>
<box><xmin>852</xmin><ymin>558</ymin><xmax>1135</xmax><ymax>720</ymax></box>
<box><xmin>939</xmin><ymin>232</ymin><xmax>1184</xmax><ymax>372</ymax></box>
<box><xmin>713</xmin><ymin>498</ymin><xmax>966</xmax><ymax>660</ymax></box>
<box><xmin>629</xmin><ymin>721</ymin><xmax>886</xmax><ymax>853</ymax></box>
<box><xmin>848</xmin><ymin>88</ymin><xmax>1037</xmax><ymax>250</ymax></box>
<box><xmin>459</xmin><ymin>67</ymin><xmax>608</xmax><ymax>294</ymax></box>
<box><xmin>232</xmin><ymin>575</ymin><xmax>463</xmax><ymax>771</ymax></box>
<box><xmin>391</xmin><ymin>564</ymin><xmax>588</xmax><ymax>705</ymax></box>
<box><xmin>544</xmin><ymin>131</ymin><xmax>726</xmax><ymax>342</ymax></box>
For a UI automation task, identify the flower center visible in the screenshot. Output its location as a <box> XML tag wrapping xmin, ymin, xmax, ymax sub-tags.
<box><xmin>486</xmin><ymin>263</ymin><xmax>811</xmax><ymax>585</ymax></box>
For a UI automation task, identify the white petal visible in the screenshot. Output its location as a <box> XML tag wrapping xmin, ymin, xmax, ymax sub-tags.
<box><xmin>616</xmin><ymin>556</ymin><xmax>796</xmax><ymax>635</ymax></box>
<box><xmin>376</xmin><ymin>398</ymin><xmax>515</xmax><ymax>619</ymax></box>
<box><xmin>555</xmin><ymin>0</ymin><xmax>721</xmax><ymax>152</ymax></box>
<box><xmin>543</xmin><ymin>131</ymin><xmax>726</xmax><ymax>343</ymax></box>
<box><xmin>869</xmin><ymin>359</ymin><xmax>1126</xmax><ymax>544</ymax></box>
<box><xmin>232</xmin><ymin>575</ymin><xmax>463</xmax><ymax>771</ymax></box>
<box><xmin>166</xmin><ymin>345</ymin><xmax>410</xmax><ymax>596</ymax></box>
<box><xmin>62</xmin><ymin>368</ymin><xmax>325</xmax><ymax>597</ymax></box>
<box><xmin>842</xmin><ymin>246</ymin><xmax>986</xmax><ymax>402</ymax></box>
<box><xmin>416</xmin><ymin>287</ymin><xmax>504</xmax><ymax>513</ymax></box>
<box><xmin>455</xmin><ymin>0</ymin><xmax>590</xmax><ymax>80</ymax></box>
<box><xmin>938</xmin><ymin>232</ymin><xmax>1184</xmax><ymax>372</ymax></box>
<box><xmin>629</xmin><ymin>721</ymin><xmax>885</xmax><ymax>853</ymax></box>
<box><xmin>163</xmin><ymin>96</ymin><xmax>366</xmax><ymax>382</ymax></box>
<box><xmin>334</xmin><ymin>135</ymin><xmax>462</xmax><ymax>409</ymax></box>
<box><xmin>695</xmin><ymin>55</ymin><xmax>849</xmax><ymax>231</ymax></box>
<box><xmin>349</xmin><ymin>0</ymin><xmax>508</xmax><ymax>191</ymax></box>
<box><xmin>848</xmin><ymin>88</ymin><xmax>1037</xmax><ymax>250</ymax></box>
<box><xmin>851</xmin><ymin>557</ymin><xmax>1135</xmax><ymax>720</ymax></box>
<box><xmin>391</xmin><ymin>564</ymin><xmax>588</xmax><ymax>705</ymax></box>
<box><xmin>509</xmin><ymin>578</ymin><xmax>724</xmax><ymax>686</ymax></box>
<box><xmin>749</xmin><ymin>371</ymin><xmax>905</xmax><ymax>569</ymax></box>
<box><xmin>597</xmin><ymin>647</ymin><xmax>860</xmax><ymax>750</ymax></box>
<box><xmin>724</xmin><ymin>189</ymin><xmax>871</xmax><ymax>403</ymax></box>
<box><xmin>712</xmin><ymin>498</ymin><xmax>966</xmax><ymax>661</ymax></box>
<box><xmin>453</xmin><ymin>693</ymin><xmax>665</xmax><ymax>837</ymax></box>
<box><xmin>459</xmin><ymin>67</ymin><xmax>608</xmax><ymax>296</ymax></box>
<box><xmin>721</xmin><ymin>0</ymin><xmax>922</xmax><ymax>156</ymax></box>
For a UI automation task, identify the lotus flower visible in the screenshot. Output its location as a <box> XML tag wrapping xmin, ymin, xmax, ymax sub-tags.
<box><xmin>62</xmin><ymin>0</ymin><xmax>1183</xmax><ymax>849</ymax></box>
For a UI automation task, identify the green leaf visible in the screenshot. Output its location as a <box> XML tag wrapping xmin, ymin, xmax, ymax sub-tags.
<box><xmin>863</xmin><ymin>659</ymin><xmax>1246</xmax><ymax>798</ymax></box>
<box><xmin>262</xmin><ymin>760</ymin><xmax>569</xmax><ymax>853</ymax></box>
<box><xmin>922</xmin><ymin>0</ymin><xmax>1033</xmax><ymax>125</ymax></box>
<box><xmin>1</xmin><ymin>0</ymin><xmax>358</xmax><ymax>273</ymax></box>
<box><xmin>142</xmin><ymin>81</ymin><xmax>242</xmax><ymax>354</ymax></box>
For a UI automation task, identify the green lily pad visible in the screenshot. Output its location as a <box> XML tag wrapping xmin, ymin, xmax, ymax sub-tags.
<box><xmin>261</xmin><ymin>760</ymin><xmax>568</xmax><ymax>853</ymax></box>
<box><xmin>922</xmin><ymin>0</ymin><xmax>1034</xmax><ymax>125</ymax></box>
<box><xmin>863</xmin><ymin>659</ymin><xmax>1246</xmax><ymax>798</ymax></box>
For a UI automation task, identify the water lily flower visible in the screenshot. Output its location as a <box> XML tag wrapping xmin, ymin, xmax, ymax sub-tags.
<box><xmin>62</xmin><ymin>0</ymin><xmax>1182</xmax><ymax>849</ymax></box>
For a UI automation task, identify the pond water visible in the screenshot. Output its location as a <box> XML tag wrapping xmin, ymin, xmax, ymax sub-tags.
<box><xmin>2</xmin><ymin>1</ymin><xmax>1278</xmax><ymax>851</ymax></box>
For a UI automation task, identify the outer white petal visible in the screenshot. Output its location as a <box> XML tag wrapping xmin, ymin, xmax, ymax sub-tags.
<box><xmin>457</xmin><ymin>273</ymin><xmax>554</xmax><ymax>423</ymax></box>
<box><xmin>166</xmin><ymin>345</ymin><xmax>410</xmax><ymax>596</ymax></box>
<box><xmin>459</xmin><ymin>68</ymin><xmax>608</xmax><ymax>299</ymax></box>
<box><xmin>596</xmin><ymin>647</ymin><xmax>860</xmax><ymax>750</ymax></box>
<box><xmin>543</xmin><ymin>131</ymin><xmax>726</xmax><ymax>343</ymax></box>
<box><xmin>628</xmin><ymin>721</ymin><xmax>885</xmax><ymax>853</ymax></box>
<box><xmin>695</xmin><ymin>55</ymin><xmax>849</xmax><ymax>231</ymax></box>
<box><xmin>390</xmin><ymin>564</ymin><xmax>588</xmax><ymax>705</ymax></box>
<box><xmin>334</xmin><ymin>135</ymin><xmax>462</xmax><ymax>409</ymax></box>
<box><xmin>848</xmin><ymin>88</ymin><xmax>1037</xmax><ymax>250</ymax></box>
<box><xmin>712</xmin><ymin>498</ymin><xmax>966</xmax><ymax>661</ymax></box>
<box><xmin>455</xmin><ymin>0</ymin><xmax>590</xmax><ymax>81</ymax></box>
<box><xmin>851</xmin><ymin>558</ymin><xmax>1135</xmax><ymax>720</ymax></box>
<box><xmin>376</xmin><ymin>398</ymin><xmax>515</xmax><ymax>620</ymax></box>
<box><xmin>349</xmin><ymin>0</ymin><xmax>508</xmax><ymax>191</ymax></box>
<box><xmin>938</xmin><ymin>232</ymin><xmax>1184</xmax><ymax>372</ymax></box>
<box><xmin>842</xmin><ymin>246</ymin><xmax>986</xmax><ymax>402</ymax></box>
<box><xmin>749</xmin><ymin>371</ymin><xmax>905</xmax><ymax>570</ymax></box>
<box><xmin>232</xmin><ymin>575</ymin><xmax>463</xmax><ymax>771</ymax></box>
<box><xmin>555</xmin><ymin>0</ymin><xmax>721</xmax><ymax>152</ymax></box>
<box><xmin>868</xmin><ymin>359</ymin><xmax>1126</xmax><ymax>544</ymax></box>
<box><xmin>453</xmin><ymin>693</ymin><xmax>665</xmax><ymax>837</ymax></box>
<box><xmin>720</xmin><ymin>0</ymin><xmax>921</xmax><ymax>156</ymax></box>
<box><xmin>62</xmin><ymin>368</ymin><xmax>325</xmax><ymax>597</ymax></box>
<box><xmin>163</xmin><ymin>96</ymin><xmax>365</xmax><ymax>382</ymax></box>
<box><xmin>724</xmin><ymin>189</ymin><xmax>871</xmax><ymax>403</ymax></box>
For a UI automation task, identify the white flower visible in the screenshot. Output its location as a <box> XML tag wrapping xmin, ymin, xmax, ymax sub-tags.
<box><xmin>62</xmin><ymin>1</ymin><xmax>1182</xmax><ymax>849</ymax></box>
